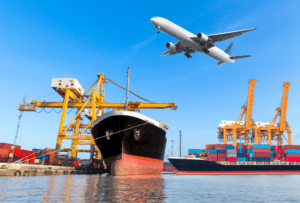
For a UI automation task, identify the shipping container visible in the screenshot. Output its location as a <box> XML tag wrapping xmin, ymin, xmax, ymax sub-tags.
<box><xmin>282</xmin><ymin>145</ymin><xmax>300</xmax><ymax>149</ymax></box>
<box><xmin>225</xmin><ymin>146</ymin><xmax>235</xmax><ymax>150</ymax></box>
<box><xmin>253</xmin><ymin>149</ymin><xmax>270</xmax><ymax>153</ymax></box>
<box><xmin>0</xmin><ymin>157</ymin><xmax>9</xmax><ymax>162</ymax></box>
<box><xmin>217</xmin><ymin>157</ymin><xmax>227</xmax><ymax>161</ymax></box>
<box><xmin>284</xmin><ymin>157</ymin><xmax>300</xmax><ymax>162</ymax></box>
<box><xmin>253</xmin><ymin>144</ymin><xmax>270</xmax><ymax>149</ymax></box>
<box><xmin>206</xmin><ymin>145</ymin><xmax>215</xmax><ymax>150</ymax></box>
<box><xmin>226</xmin><ymin>154</ymin><xmax>237</xmax><ymax>157</ymax></box>
<box><xmin>217</xmin><ymin>153</ymin><xmax>226</xmax><ymax>158</ymax></box>
<box><xmin>285</xmin><ymin>154</ymin><xmax>300</xmax><ymax>157</ymax></box>
<box><xmin>188</xmin><ymin>149</ymin><xmax>206</xmax><ymax>154</ymax></box>
<box><xmin>246</xmin><ymin>153</ymin><xmax>254</xmax><ymax>158</ymax></box>
<box><xmin>163</xmin><ymin>162</ymin><xmax>172</xmax><ymax>166</ymax></box>
<box><xmin>246</xmin><ymin>149</ymin><xmax>254</xmax><ymax>153</ymax></box>
<box><xmin>237</xmin><ymin>157</ymin><xmax>246</xmax><ymax>162</ymax></box>
<box><xmin>226</xmin><ymin>149</ymin><xmax>237</xmax><ymax>154</ymax></box>
<box><xmin>285</xmin><ymin>149</ymin><xmax>300</xmax><ymax>154</ymax></box>
<box><xmin>164</xmin><ymin>169</ymin><xmax>174</xmax><ymax>172</ymax></box>
<box><xmin>254</xmin><ymin>157</ymin><xmax>270</xmax><ymax>162</ymax></box>
<box><xmin>207</xmin><ymin>149</ymin><xmax>217</xmax><ymax>153</ymax></box>
<box><xmin>237</xmin><ymin>153</ymin><xmax>246</xmax><ymax>157</ymax></box>
<box><xmin>217</xmin><ymin>149</ymin><xmax>226</xmax><ymax>153</ymax></box>
<box><xmin>254</xmin><ymin>152</ymin><xmax>270</xmax><ymax>157</ymax></box>
<box><xmin>245</xmin><ymin>145</ymin><xmax>254</xmax><ymax>149</ymax></box>
<box><xmin>227</xmin><ymin>157</ymin><xmax>237</xmax><ymax>162</ymax></box>
<box><xmin>207</xmin><ymin>153</ymin><xmax>218</xmax><ymax>157</ymax></box>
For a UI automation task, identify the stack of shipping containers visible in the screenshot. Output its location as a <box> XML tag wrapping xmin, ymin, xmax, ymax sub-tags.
<box><xmin>236</xmin><ymin>145</ymin><xmax>246</xmax><ymax>162</ymax></box>
<box><xmin>188</xmin><ymin>144</ymin><xmax>300</xmax><ymax>163</ymax></box>
<box><xmin>162</xmin><ymin>162</ymin><xmax>177</xmax><ymax>172</ymax></box>
<box><xmin>253</xmin><ymin>145</ymin><xmax>270</xmax><ymax>162</ymax></box>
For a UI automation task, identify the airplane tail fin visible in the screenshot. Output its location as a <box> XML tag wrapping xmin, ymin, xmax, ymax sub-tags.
<box><xmin>224</xmin><ymin>42</ymin><xmax>234</xmax><ymax>56</ymax></box>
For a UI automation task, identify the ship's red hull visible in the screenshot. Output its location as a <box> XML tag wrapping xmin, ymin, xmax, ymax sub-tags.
<box><xmin>177</xmin><ymin>171</ymin><xmax>300</xmax><ymax>175</ymax></box>
<box><xmin>107</xmin><ymin>153</ymin><xmax>163</xmax><ymax>176</ymax></box>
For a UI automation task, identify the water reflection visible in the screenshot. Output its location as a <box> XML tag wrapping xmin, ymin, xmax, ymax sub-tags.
<box><xmin>85</xmin><ymin>174</ymin><xmax>166</xmax><ymax>202</ymax></box>
<box><xmin>42</xmin><ymin>176</ymin><xmax>55</xmax><ymax>203</ymax></box>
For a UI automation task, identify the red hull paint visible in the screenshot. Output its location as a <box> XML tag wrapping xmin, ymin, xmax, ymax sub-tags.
<box><xmin>177</xmin><ymin>171</ymin><xmax>300</xmax><ymax>175</ymax></box>
<box><xmin>110</xmin><ymin>153</ymin><xmax>163</xmax><ymax>176</ymax></box>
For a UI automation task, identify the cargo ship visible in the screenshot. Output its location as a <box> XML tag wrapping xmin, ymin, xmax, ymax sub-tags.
<box><xmin>168</xmin><ymin>144</ymin><xmax>300</xmax><ymax>175</ymax></box>
<box><xmin>91</xmin><ymin>110</ymin><xmax>167</xmax><ymax>176</ymax></box>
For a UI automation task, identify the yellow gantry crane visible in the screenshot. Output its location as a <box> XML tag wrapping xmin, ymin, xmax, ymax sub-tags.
<box><xmin>257</xmin><ymin>82</ymin><xmax>291</xmax><ymax>145</ymax></box>
<box><xmin>218</xmin><ymin>79</ymin><xmax>257</xmax><ymax>147</ymax></box>
<box><xmin>18</xmin><ymin>73</ymin><xmax>177</xmax><ymax>163</ymax></box>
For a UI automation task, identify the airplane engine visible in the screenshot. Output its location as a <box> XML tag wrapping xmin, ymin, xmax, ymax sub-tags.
<box><xmin>197</xmin><ymin>33</ymin><xmax>209</xmax><ymax>42</ymax></box>
<box><xmin>165</xmin><ymin>42</ymin><xmax>177</xmax><ymax>51</ymax></box>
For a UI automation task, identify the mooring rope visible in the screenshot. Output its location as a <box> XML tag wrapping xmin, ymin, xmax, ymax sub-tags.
<box><xmin>10</xmin><ymin>122</ymin><xmax>149</xmax><ymax>164</ymax></box>
<box><xmin>92</xmin><ymin>122</ymin><xmax>148</xmax><ymax>141</ymax></box>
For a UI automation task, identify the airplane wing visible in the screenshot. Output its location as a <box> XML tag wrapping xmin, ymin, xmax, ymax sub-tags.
<box><xmin>161</xmin><ymin>41</ymin><xmax>195</xmax><ymax>56</ymax></box>
<box><xmin>207</xmin><ymin>28</ymin><xmax>257</xmax><ymax>43</ymax></box>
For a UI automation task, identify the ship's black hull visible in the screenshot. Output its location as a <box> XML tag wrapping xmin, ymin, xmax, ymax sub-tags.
<box><xmin>91</xmin><ymin>114</ymin><xmax>166</xmax><ymax>175</ymax></box>
<box><xmin>168</xmin><ymin>158</ymin><xmax>300</xmax><ymax>175</ymax></box>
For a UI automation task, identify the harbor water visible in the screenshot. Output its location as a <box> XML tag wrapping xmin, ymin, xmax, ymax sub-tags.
<box><xmin>0</xmin><ymin>174</ymin><xmax>300</xmax><ymax>202</ymax></box>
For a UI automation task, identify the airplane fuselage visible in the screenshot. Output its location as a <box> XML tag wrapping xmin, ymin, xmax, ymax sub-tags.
<box><xmin>151</xmin><ymin>17</ymin><xmax>234</xmax><ymax>63</ymax></box>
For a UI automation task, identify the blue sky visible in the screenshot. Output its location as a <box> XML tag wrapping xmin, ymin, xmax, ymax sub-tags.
<box><xmin>1</xmin><ymin>0</ymin><xmax>300</xmax><ymax>159</ymax></box>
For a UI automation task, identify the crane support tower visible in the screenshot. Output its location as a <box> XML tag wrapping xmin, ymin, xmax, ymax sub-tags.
<box><xmin>257</xmin><ymin>82</ymin><xmax>291</xmax><ymax>146</ymax></box>
<box><xmin>18</xmin><ymin>73</ymin><xmax>177</xmax><ymax>164</ymax></box>
<box><xmin>218</xmin><ymin>79</ymin><xmax>257</xmax><ymax>148</ymax></box>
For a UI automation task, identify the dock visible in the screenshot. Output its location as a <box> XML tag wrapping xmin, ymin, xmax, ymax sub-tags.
<box><xmin>0</xmin><ymin>163</ymin><xmax>107</xmax><ymax>177</ymax></box>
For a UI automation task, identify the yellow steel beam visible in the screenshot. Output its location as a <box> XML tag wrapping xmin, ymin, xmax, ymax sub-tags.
<box><xmin>245</xmin><ymin>79</ymin><xmax>256</xmax><ymax>130</ymax></box>
<box><xmin>61</xmin><ymin>135</ymin><xmax>93</xmax><ymax>140</ymax></box>
<box><xmin>62</xmin><ymin>95</ymin><xmax>92</xmax><ymax>134</ymax></box>
<box><xmin>280</xmin><ymin>82</ymin><xmax>290</xmax><ymax>132</ymax></box>
<box><xmin>30</xmin><ymin>100</ymin><xmax>177</xmax><ymax>110</ymax></box>
<box><xmin>78</xmin><ymin>141</ymin><xmax>95</xmax><ymax>145</ymax></box>
<box><xmin>82</xmin><ymin>80</ymin><xmax>98</xmax><ymax>97</ymax></box>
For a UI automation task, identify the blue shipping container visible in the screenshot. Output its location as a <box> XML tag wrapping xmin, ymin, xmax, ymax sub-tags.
<box><xmin>254</xmin><ymin>157</ymin><xmax>270</xmax><ymax>162</ymax></box>
<box><xmin>32</xmin><ymin>149</ymin><xmax>42</xmax><ymax>154</ymax></box>
<box><xmin>246</xmin><ymin>153</ymin><xmax>254</xmax><ymax>157</ymax></box>
<box><xmin>207</xmin><ymin>149</ymin><xmax>217</xmax><ymax>153</ymax></box>
<box><xmin>225</xmin><ymin>146</ymin><xmax>235</xmax><ymax>150</ymax></box>
<box><xmin>237</xmin><ymin>157</ymin><xmax>246</xmax><ymax>162</ymax></box>
<box><xmin>217</xmin><ymin>149</ymin><xmax>226</xmax><ymax>153</ymax></box>
<box><xmin>188</xmin><ymin>149</ymin><xmax>206</xmax><ymax>154</ymax></box>
<box><xmin>254</xmin><ymin>144</ymin><xmax>270</xmax><ymax>149</ymax></box>
<box><xmin>237</xmin><ymin>153</ymin><xmax>246</xmax><ymax>157</ymax></box>
<box><xmin>285</xmin><ymin>149</ymin><xmax>300</xmax><ymax>154</ymax></box>
<box><xmin>248</xmin><ymin>157</ymin><xmax>254</xmax><ymax>161</ymax></box>
<box><xmin>246</xmin><ymin>149</ymin><xmax>254</xmax><ymax>153</ymax></box>
<box><xmin>163</xmin><ymin>162</ymin><xmax>172</xmax><ymax>166</ymax></box>
<box><xmin>164</xmin><ymin>169</ymin><xmax>173</xmax><ymax>172</ymax></box>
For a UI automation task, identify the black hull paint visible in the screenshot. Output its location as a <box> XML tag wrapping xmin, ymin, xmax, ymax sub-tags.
<box><xmin>168</xmin><ymin>158</ymin><xmax>300</xmax><ymax>172</ymax></box>
<box><xmin>91</xmin><ymin>114</ymin><xmax>166</xmax><ymax>161</ymax></box>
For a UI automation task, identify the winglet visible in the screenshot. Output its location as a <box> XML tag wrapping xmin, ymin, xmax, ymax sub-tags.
<box><xmin>224</xmin><ymin>42</ymin><xmax>234</xmax><ymax>56</ymax></box>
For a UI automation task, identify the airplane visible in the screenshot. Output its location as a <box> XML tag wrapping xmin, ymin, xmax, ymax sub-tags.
<box><xmin>150</xmin><ymin>17</ymin><xmax>257</xmax><ymax>65</ymax></box>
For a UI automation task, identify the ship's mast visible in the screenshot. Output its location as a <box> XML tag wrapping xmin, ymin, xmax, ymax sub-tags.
<box><xmin>125</xmin><ymin>67</ymin><xmax>130</xmax><ymax>111</ymax></box>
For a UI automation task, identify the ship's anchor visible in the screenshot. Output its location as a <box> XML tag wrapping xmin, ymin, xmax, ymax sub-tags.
<box><xmin>106</xmin><ymin>130</ymin><xmax>113</xmax><ymax>140</ymax></box>
<box><xmin>133</xmin><ymin>129</ymin><xmax>141</xmax><ymax>141</ymax></box>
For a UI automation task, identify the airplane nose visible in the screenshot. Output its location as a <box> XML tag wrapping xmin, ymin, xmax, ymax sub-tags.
<box><xmin>151</xmin><ymin>17</ymin><xmax>156</xmax><ymax>25</ymax></box>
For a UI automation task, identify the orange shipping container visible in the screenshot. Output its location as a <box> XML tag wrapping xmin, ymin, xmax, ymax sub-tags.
<box><xmin>253</xmin><ymin>149</ymin><xmax>270</xmax><ymax>153</ymax></box>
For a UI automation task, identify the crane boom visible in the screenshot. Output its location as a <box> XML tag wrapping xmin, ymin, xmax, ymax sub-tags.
<box><xmin>245</xmin><ymin>79</ymin><xmax>256</xmax><ymax>130</ymax></box>
<box><xmin>280</xmin><ymin>82</ymin><xmax>290</xmax><ymax>132</ymax></box>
